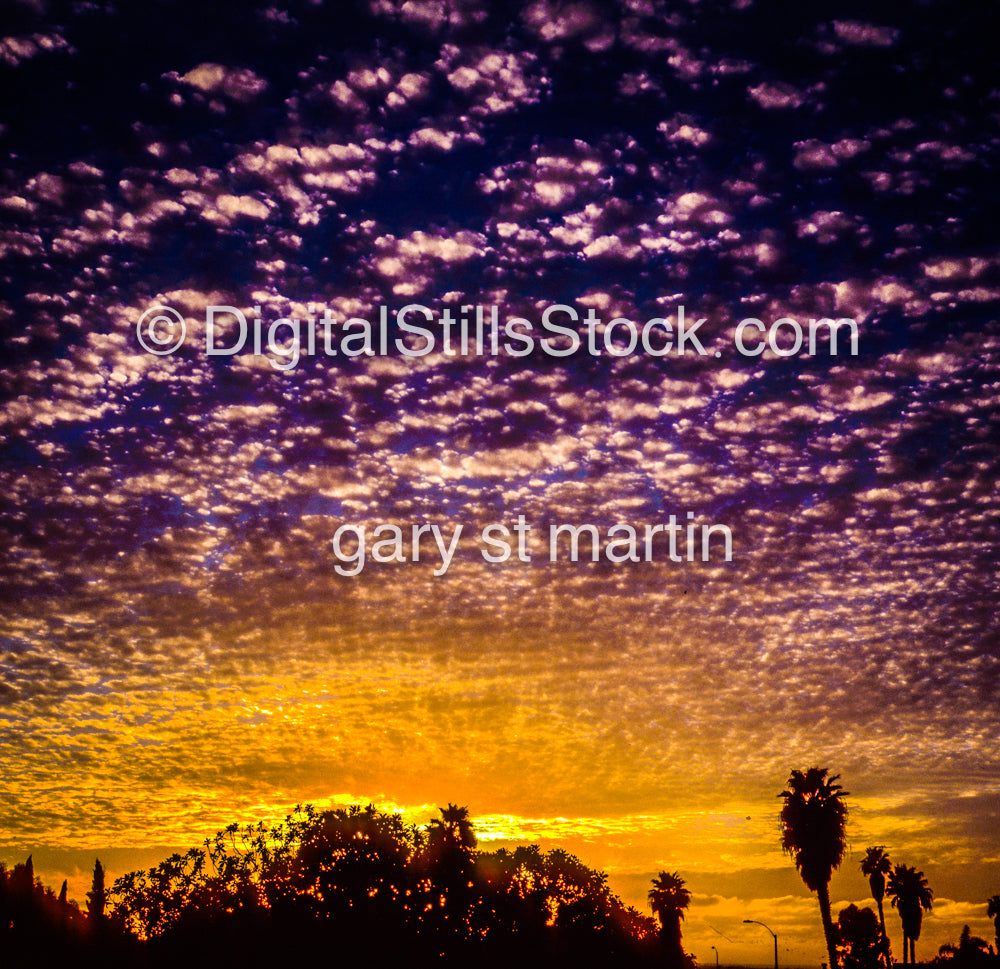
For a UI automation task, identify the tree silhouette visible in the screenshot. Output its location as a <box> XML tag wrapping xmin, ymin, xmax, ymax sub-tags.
<box><xmin>836</xmin><ymin>903</ymin><xmax>886</xmax><ymax>969</ymax></box>
<box><xmin>778</xmin><ymin>767</ymin><xmax>849</xmax><ymax>969</ymax></box>
<box><xmin>18</xmin><ymin>854</ymin><xmax>35</xmax><ymax>894</ymax></box>
<box><xmin>987</xmin><ymin>896</ymin><xmax>1000</xmax><ymax>955</ymax></box>
<box><xmin>648</xmin><ymin>870</ymin><xmax>691</xmax><ymax>969</ymax></box>
<box><xmin>423</xmin><ymin>803</ymin><xmax>478</xmax><ymax>945</ymax></box>
<box><xmin>292</xmin><ymin>802</ymin><xmax>424</xmax><ymax>959</ymax></box>
<box><xmin>87</xmin><ymin>858</ymin><xmax>107</xmax><ymax>923</ymax></box>
<box><xmin>6</xmin><ymin>855</ymin><xmax>41</xmax><ymax>941</ymax></box>
<box><xmin>936</xmin><ymin>924</ymin><xmax>992</xmax><ymax>968</ymax></box>
<box><xmin>888</xmin><ymin>863</ymin><xmax>933</xmax><ymax>965</ymax></box>
<box><xmin>0</xmin><ymin>854</ymin><xmax>108</xmax><ymax>964</ymax></box>
<box><xmin>427</xmin><ymin>803</ymin><xmax>478</xmax><ymax>853</ymax></box>
<box><xmin>860</xmin><ymin>846</ymin><xmax>893</xmax><ymax>969</ymax></box>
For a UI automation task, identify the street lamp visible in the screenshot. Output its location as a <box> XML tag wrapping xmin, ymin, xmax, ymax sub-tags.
<box><xmin>743</xmin><ymin>919</ymin><xmax>778</xmax><ymax>969</ymax></box>
<box><xmin>711</xmin><ymin>944</ymin><xmax>720</xmax><ymax>969</ymax></box>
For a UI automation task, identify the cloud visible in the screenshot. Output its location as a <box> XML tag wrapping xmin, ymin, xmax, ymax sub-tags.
<box><xmin>175</xmin><ymin>63</ymin><xmax>269</xmax><ymax>102</ymax></box>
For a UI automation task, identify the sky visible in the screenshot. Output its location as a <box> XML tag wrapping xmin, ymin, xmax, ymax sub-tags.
<box><xmin>1</xmin><ymin>0</ymin><xmax>999</xmax><ymax>964</ymax></box>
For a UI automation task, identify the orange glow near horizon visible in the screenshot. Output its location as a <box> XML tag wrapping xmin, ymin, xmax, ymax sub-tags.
<box><xmin>5</xmin><ymin>654</ymin><xmax>997</xmax><ymax>966</ymax></box>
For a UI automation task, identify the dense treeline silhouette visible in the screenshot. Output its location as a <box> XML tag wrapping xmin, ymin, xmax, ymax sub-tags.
<box><xmin>3</xmin><ymin>803</ymin><xmax>669</xmax><ymax>969</ymax></box>
<box><xmin>112</xmin><ymin>802</ymin><xmax>669</xmax><ymax>969</ymax></box>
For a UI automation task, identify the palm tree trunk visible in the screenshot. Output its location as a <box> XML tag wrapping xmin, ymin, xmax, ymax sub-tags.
<box><xmin>661</xmin><ymin>915</ymin><xmax>684</xmax><ymax>969</ymax></box>
<box><xmin>876</xmin><ymin>899</ymin><xmax>890</xmax><ymax>969</ymax></box>
<box><xmin>909</xmin><ymin>937</ymin><xmax>915</xmax><ymax>964</ymax></box>
<box><xmin>901</xmin><ymin>931</ymin><xmax>908</xmax><ymax>965</ymax></box>
<box><xmin>817</xmin><ymin>882</ymin><xmax>839</xmax><ymax>969</ymax></box>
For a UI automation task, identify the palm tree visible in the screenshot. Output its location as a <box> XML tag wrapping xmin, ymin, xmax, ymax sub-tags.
<box><xmin>860</xmin><ymin>846</ymin><xmax>893</xmax><ymax>969</ymax></box>
<box><xmin>426</xmin><ymin>804</ymin><xmax>477</xmax><ymax>933</ymax></box>
<box><xmin>986</xmin><ymin>895</ymin><xmax>1000</xmax><ymax>955</ymax></box>
<box><xmin>887</xmin><ymin>864</ymin><xmax>932</xmax><ymax>964</ymax></box>
<box><xmin>427</xmin><ymin>803</ymin><xmax>477</xmax><ymax>853</ymax></box>
<box><xmin>648</xmin><ymin>870</ymin><xmax>691</xmax><ymax>969</ymax></box>
<box><xmin>778</xmin><ymin>767</ymin><xmax>849</xmax><ymax>969</ymax></box>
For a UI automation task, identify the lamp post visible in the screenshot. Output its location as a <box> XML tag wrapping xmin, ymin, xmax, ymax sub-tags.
<box><xmin>743</xmin><ymin>919</ymin><xmax>778</xmax><ymax>969</ymax></box>
<box><xmin>711</xmin><ymin>944</ymin><xmax>720</xmax><ymax>969</ymax></box>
